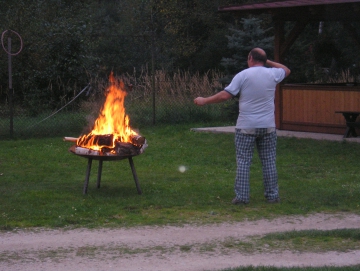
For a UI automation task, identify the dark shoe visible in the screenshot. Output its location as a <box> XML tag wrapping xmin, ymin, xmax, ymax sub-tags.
<box><xmin>232</xmin><ymin>198</ymin><xmax>249</xmax><ymax>205</ymax></box>
<box><xmin>267</xmin><ymin>198</ymin><xmax>280</xmax><ymax>204</ymax></box>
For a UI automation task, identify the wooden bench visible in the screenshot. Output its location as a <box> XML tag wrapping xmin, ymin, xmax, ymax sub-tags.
<box><xmin>335</xmin><ymin>111</ymin><xmax>360</xmax><ymax>138</ymax></box>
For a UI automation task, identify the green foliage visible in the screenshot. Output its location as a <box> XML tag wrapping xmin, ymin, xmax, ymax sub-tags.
<box><xmin>313</xmin><ymin>39</ymin><xmax>341</xmax><ymax>68</ymax></box>
<box><xmin>284</xmin><ymin>22</ymin><xmax>316</xmax><ymax>83</ymax></box>
<box><xmin>221</xmin><ymin>17</ymin><xmax>274</xmax><ymax>75</ymax></box>
<box><xmin>0</xmin><ymin>0</ymin><xmax>235</xmax><ymax>116</ymax></box>
<box><xmin>1</xmin><ymin>0</ymin><xmax>94</xmax><ymax>115</ymax></box>
<box><xmin>286</xmin><ymin>21</ymin><xmax>360</xmax><ymax>83</ymax></box>
<box><xmin>220</xmin><ymin>17</ymin><xmax>274</xmax><ymax>120</ymax></box>
<box><xmin>1</xmin><ymin>0</ymin><xmax>360</xmax><ymax>121</ymax></box>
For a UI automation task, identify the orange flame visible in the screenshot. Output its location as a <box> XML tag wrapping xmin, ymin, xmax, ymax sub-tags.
<box><xmin>77</xmin><ymin>72</ymin><xmax>137</xmax><ymax>151</ymax></box>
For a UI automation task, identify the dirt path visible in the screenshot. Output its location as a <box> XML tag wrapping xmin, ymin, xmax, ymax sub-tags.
<box><xmin>1</xmin><ymin>212</ymin><xmax>360</xmax><ymax>271</ymax></box>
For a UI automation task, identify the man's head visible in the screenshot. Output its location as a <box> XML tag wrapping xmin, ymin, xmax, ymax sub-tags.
<box><xmin>247</xmin><ymin>48</ymin><xmax>267</xmax><ymax>67</ymax></box>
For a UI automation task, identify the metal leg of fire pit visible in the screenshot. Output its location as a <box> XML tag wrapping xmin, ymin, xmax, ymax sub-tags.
<box><xmin>97</xmin><ymin>160</ymin><xmax>103</xmax><ymax>188</ymax></box>
<box><xmin>83</xmin><ymin>158</ymin><xmax>93</xmax><ymax>195</ymax></box>
<box><xmin>82</xmin><ymin>157</ymin><xmax>141</xmax><ymax>195</ymax></box>
<box><xmin>128</xmin><ymin>157</ymin><xmax>142</xmax><ymax>195</ymax></box>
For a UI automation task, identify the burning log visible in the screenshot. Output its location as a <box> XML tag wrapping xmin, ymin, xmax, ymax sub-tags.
<box><xmin>69</xmin><ymin>140</ymin><xmax>146</xmax><ymax>158</ymax></box>
<box><xmin>65</xmin><ymin>133</ymin><xmax>147</xmax><ymax>158</ymax></box>
<box><xmin>107</xmin><ymin>142</ymin><xmax>144</xmax><ymax>156</ymax></box>
<box><xmin>115</xmin><ymin>142</ymin><xmax>143</xmax><ymax>156</ymax></box>
<box><xmin>63</xmin><ymin>134</ymin><xmax>146</xmax><ymax>147</ymax></box>
<box><xmin>77</xmin><ymin>134</ymin><xmax>114</xmax><ymax>148</ymax></box>
<box><xmin>129</xmin><ymin>135</ymin><xmax>146</xmax><ymax>146</ymax></box>
<box><xmin>63</xmin><ymin>137</ymin><xmax>78</xmax><ymax>142</ymax></box>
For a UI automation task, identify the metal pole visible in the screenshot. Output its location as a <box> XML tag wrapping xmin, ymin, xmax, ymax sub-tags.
<box><xmin>151</xmin><ymin>9</ymin><xmax>156</xmax><ymax>125</ymax></box>
<box><xmin>128</xmin><ymin>157</ymin><xmax>142</xmax><ymax>195</ymax></box>
<box><xmin>83</xmin><ymin>158</ymin><xmax>93</xmax><ymax>195</ymax></box>
<box><xmin>151</xmin><ymin>35</ymin><xmax>155</xmax><ymax>125</ymax></box>
<box><xmin>8</xmin><ymin>37</ymin><xmax>13</xmax><ymax>138</ymax></box>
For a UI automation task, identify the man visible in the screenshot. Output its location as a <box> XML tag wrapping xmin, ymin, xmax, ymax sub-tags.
<box><xmin>194</xmin><ymin>48</ymin><xmax>291</xmax><ymax>204</ymax></box>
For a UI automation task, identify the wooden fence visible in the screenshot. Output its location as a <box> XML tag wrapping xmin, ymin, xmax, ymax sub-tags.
<box><xmin>278</xmin><ymin>84</ymin><xmax>360</xmax><ymax>135</ymax></box>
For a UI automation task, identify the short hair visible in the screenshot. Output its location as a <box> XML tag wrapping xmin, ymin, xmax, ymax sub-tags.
<box><xmin>249</xmin><ymin>48</ymin><xmax>267</xmax><ymax>64</ymax></box>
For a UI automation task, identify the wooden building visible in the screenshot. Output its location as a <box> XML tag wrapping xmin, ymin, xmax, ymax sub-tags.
<box><xmin>219</xmin><ymin>0</ymin><xmax>360</xmax><ymax>135</ymax></box>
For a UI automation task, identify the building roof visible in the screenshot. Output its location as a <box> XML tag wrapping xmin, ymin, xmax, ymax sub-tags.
<box><xmin>218</xmin><ymin>0</ymin><xmax>360</xmax><ymax>21</ymax></box>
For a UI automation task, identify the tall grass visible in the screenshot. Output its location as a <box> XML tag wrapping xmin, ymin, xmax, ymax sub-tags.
<box><xmin>314</xmin><ymin>68</ymin><xmax>359</xmax><ymax>84</ymax></box>
<box><xmin>0</xmin><ymin>69</ymin><xmax>232</xmax><ymax>139</ymax></box>
<box><xmin>120</xmin><ymin>68</ymin><xmax>224</xmax><ymax>97</ymax></box>
<box><xmin>87</xmin><ymin>68</ymin><xmax>231</xmax><ymax>126</ymax></box>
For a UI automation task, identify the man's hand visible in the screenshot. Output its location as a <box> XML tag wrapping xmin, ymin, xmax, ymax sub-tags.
<box><xmin>194</xmin><ymin>91</ymin><xmax>232</xmax><ymax>106</ymax></box>
<box><xmin>194</xmin><ymin>97</ymin><xmax>207</xmax><ymax>106</ymax></box>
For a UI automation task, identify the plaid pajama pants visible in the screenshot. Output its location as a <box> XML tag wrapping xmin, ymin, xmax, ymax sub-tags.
<box><xmin>234</xmin><ymin>128</ymin><xmax>279</xmax><ymax>202</ymax></box>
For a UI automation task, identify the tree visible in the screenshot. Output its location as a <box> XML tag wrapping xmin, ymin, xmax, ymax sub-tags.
<box><xmin>0</xmin><ymin>0</ymin><xmax>254</xmax><ymax>116</ymax></box>
<box><xmin>221</xmin><ymin>17</ymin><xmax>274</xmax><ymax>76</ymax></box>
<box><xmin>1</xmin><ymin>0</ymin><xmax>95</xmax><ymax>115</ymax></box>
<box><xmin>219</xmin><ymin>17</ymin><xmax>274</xmax><ymax>119</ymax></box>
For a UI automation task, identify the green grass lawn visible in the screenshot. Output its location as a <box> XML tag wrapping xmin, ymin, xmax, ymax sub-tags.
<box><xmin>0</xmin><ymin>123</ymin><xmax>360</xmax><ymax>229</ymax></box>
<box><xmin>219</xmin><ymin>266</ymin><xmax>360</xmax><ymax>271</ymax></box>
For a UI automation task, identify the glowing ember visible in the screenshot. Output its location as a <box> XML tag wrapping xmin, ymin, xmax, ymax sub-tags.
<box><xmin>77</xmin><ymin>72</ymin><xmax>139</xmax><ymax>151</ymax></box>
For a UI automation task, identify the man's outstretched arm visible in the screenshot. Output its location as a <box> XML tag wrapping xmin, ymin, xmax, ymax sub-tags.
<box><xmin>194</xmin><ymin>90</ymin><xmax>233</xmax><ymax>106</ymax></box>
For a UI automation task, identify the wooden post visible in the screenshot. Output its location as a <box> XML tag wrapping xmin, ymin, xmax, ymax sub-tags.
<box><xmin>274</xmin><ymin>20</ymin><xmax>284</xmax><ymax>130</ymax></box>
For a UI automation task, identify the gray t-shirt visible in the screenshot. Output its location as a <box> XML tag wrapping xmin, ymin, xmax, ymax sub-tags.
<box><xmin>224</xmin><ymin>66</ymin><xmax>286</xmax><ymax>129</ymax></box>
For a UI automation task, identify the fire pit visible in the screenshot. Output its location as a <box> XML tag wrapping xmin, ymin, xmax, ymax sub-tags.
<box><xmin>64</xmin><ymin>73</ymin><xmax>147</xmax><ymax>195</ymax></box>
